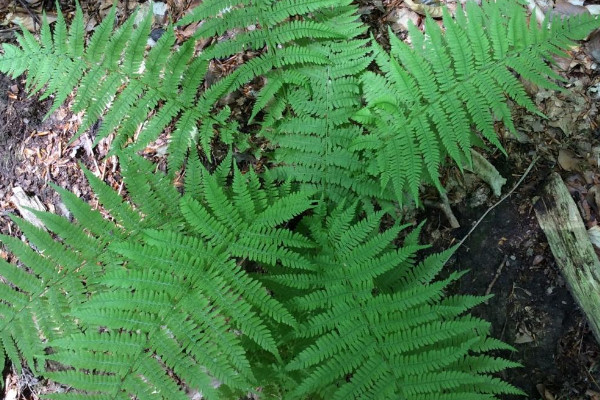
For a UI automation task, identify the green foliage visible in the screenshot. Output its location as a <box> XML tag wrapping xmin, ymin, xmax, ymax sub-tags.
<box><xmin>0</xmin><ymin>0</ymin><xmax>598</xmax><ymax>398</ymax></box>
<box><xmin>354</xmin><ymin>3</ymin><xmax>600</xmax><ymax>202</ymax></box>
<box><xmin>270</xmin><ymin>206</ymin><xmax>523</xmax><ymax>399</ymax></box>
<box><xmin>0</xmin><ymin>153</ymin><xmax>318</xmax><ymax>399</ymax></box>
<box><xmin>0</xmin><ymin>152</ymin><xmax>524</xmax><ymax>399</ymax></box>
<box><xmin>261</xmin><ymin>38</ymin><xmax>396</xmax><ymax>208</ymax></box>
<box><xmin>1</xmin><ymin>0</ymin><xmax>595</xmax><ymax>203</ymax></box>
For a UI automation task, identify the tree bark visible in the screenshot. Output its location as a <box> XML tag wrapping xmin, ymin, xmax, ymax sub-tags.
<box><xmin>534</xmin><ymin>172</ymin><xmax>600</xmax><ymax>344</ymax></box>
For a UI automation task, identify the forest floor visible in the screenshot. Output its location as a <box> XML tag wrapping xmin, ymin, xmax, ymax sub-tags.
<box><xmin>1</xmin><ymin>0</ymin><xmax>600</xmax><ymax>399</ymax></box>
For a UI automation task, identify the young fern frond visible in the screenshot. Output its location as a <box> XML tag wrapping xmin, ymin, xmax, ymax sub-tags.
<box><xmin>353</xmin><ymin>1</ymin><xmax>600</xmax><ymax>203</ymax></box>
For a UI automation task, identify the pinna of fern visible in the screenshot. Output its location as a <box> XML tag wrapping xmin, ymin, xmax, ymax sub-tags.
<box><xmin>0</xmin><ymin>150</ymin><xmax>321</xmax><ymax>399</ymax></box>
<box><xmin>353</xmin><ymin>0</ymin><xmax>600</xmax><ymax>204</ymax></box>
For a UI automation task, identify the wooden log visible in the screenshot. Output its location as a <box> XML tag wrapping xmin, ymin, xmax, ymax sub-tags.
<box><xmin>534</xmin><ymin>172</ymin><xmax>600</xmax><ymax>344</ymax></box>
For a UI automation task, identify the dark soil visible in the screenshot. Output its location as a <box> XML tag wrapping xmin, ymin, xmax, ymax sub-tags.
<box><xmin>426</xmin><ymin>156</ymin><xmax>600</xmax><ymax>399</ymax></box>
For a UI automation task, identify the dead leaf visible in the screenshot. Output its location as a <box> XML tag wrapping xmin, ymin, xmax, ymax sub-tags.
<box><xmin>4</xmin><ymin>388</ymin><xmax>17</xmax><ymax>400</ymax></box>
<box><xmin>558</xmin><ymin>149</ymin><xmax>582</xmax><ymax>171</ymax></box>
<box><xmin>585</xmin><ymin>389</ymin><xmax>600</xmax><ymax>400</ymax></box>
<box><xmin>586</xmin><ymin>5</ymin><xmax>600</xmax><ymax>15</ymax></box>
<box><xmin>387</xmin><ymin>8</ymin><xmax>420</xmax><ymax>33</ymax></box>
<box><xmin>587</xmin><ymin>30</ymin><xmax>600</xmax><ymax>63</ymax></box>
<box><xmin>514</xmin><ymin>331</ymin><xmax>535</xmax><ymax>344</ymax></box>
<box><xmin>536</xmin><ymin>384</ymin><xmax>556</xmax><ymax>400</ymax></box>
<box><xmin>404</xmin><ymin>0</ymin><xmax>444</xmax><ymax>18</ymax></box>
<box><xmin>553</xmin><ymin>0</ymin><xmax>590</xmax><ymax>18</ymax></box>
<box><xmin>588</xmin><ymin>225</ymin><xmax>600</xmax><ymax>248</ymax></box>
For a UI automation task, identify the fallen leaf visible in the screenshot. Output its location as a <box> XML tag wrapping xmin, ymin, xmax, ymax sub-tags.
<box><xmin>585</xmin><ymin>389</ymin><xmax>600</xmax><ymax>400</ymax></box>
<box><xmin>10</xmin><ymin>187</ymin><xmax>47</xmax><ymax>230</ymax></box>
<box><xmin>586</xmin><ymin>5</ymin><xmax>600</xmax><ymax>15</ymax></box>
<box><xmin>536</xmin><ymin>384</ymin><xmax>557</xmax><ymax>400</ymax></box>
<box><xmin>558</xmin><ymin>149</ymin><xmax>582</xmax><ymax>172</ymax></box>
<box><xmin>587</xmin><ymin>30</ymin><xmax>600</xmax><ymax>63</ymax></box>
<box><xmin>553</xmin><ymin>0</ymin><xmax>590</xmax><ymax>17</ymax></box>
<box><xmin>588</xmin><ymin>225</ymin><xmax>600</xmax><ymax>248</ymax></box>
<box><xmin>4</xmin><ymin>388</ymin><xmax>17</xmax><ymax>400</ymax></box>
<box><xmin>387</xmin><ymin>8</ymin><xmax>420</xmax><ymax>33</ymax></box>
<box><xmin>514</xmin><ymin>331</ymin><xmax>535</xmax><ymax>344</ymax></box>
<box><xmin>404</xmin><ymin>0</ymin><xmax>443</xmax><ymax>18</ymax></box>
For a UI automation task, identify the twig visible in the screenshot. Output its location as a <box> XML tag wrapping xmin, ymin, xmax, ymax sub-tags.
<box><xmin>0</xmin><ymin>27</ymin><xmax>20</xmax><ymax>34</ymax></box>
<box><xmin>15</xmin><ymin>0</ymin><xmax>41</xmax><ymax>31</ymax></box>
<box><xmin>424</xmin><ymin>191</ymin><xmax>460</xmax><ymax>228</ymax></box>
<box><xmin>484</xmin><ymin>255</ymin><xmax>508</xmax><ymax>303</ymax></box>
<box><xmin>456</xmin><ymin>155</ymin><xmax>539</xmax><ymax>250</ymax></box>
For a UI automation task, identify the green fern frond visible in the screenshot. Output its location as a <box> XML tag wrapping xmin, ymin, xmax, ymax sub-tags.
<box><xmin>0</xmin><ymin>151</ymin><xmax>323</xmax><ymax>398</ymax></box>
<box><xmin>0</xmin><ymin>0</ymin><xmax>371</xmax><ymax>172</ymax></box>
<box><xmin>354</xmin><ymin>0</ymin><xmax>600</xmax><ymax>203</ymax></box>
<box><xmin>2</xmin><ymin>0</ymin><xmax>598</xmax><ymax>397</ymax></box>
<box><xmin>0</xmin><ymin>214</ymin><xmax>98</xmax><ymax>377</ymax></box>
<box><xmin>268</xmin><ymin>203</ymin><xmax>522</xmax><ymax>399</ymax></box>
<box><xmin>261</xmin><ymin>38</ymin><xmax>395</xmax><ymax>208</ymax></box>
<box><xmin>0</xmin><ymin>3</ymin><xmax>211</xmax><ymax>169</ymax></box>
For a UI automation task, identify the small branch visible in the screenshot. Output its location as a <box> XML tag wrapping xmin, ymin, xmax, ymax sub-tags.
<box><xmin>424</xmin><ymin>191</ymin><xmax>460</xmax><ymax>229</ymax></box>
<box><xmin>484</xmin><ymin>255</ymin><xmax>508</xmax><ymax>303</ymax></box>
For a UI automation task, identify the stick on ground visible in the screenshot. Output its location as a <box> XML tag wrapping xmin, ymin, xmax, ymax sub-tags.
<box><xmin>534</xmin><ymin>172</ymin><xmax>600</xmax><ymax>344</ymax></box>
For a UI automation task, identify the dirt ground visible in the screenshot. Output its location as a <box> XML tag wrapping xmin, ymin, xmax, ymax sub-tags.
<box><xmin>1</xmin><ymin>0</ymin><xmax>600</xmax><ymax>399</ymax></box>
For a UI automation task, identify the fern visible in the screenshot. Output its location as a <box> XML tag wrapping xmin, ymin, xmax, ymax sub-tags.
<box><xmin>0</xmin><ymin>0</ymin><xmax>358</xmax><ymax>171</ymax></box>
<box><xmin>0</xmin><ymin>152</ymin><xmax>318</xmax><ymax>399</ymax></box>
<box><xmin>0</xmin><ymin>0</ymin><xmax>599</xmax><ymax>398</ymax></box>
<box><xmin>261</xmin><ymin>37</ymin><xmax>396</xmax><ymax>208</ymax></box>
<box><xmin>267</xmin><ymin>204</ymin><xmax>523</xmax><ymax>399</ymax></box>
<box><xmin>353</xmin><ymin>2</ymin><xmax>600</xmax><ymax>202</ymax></box>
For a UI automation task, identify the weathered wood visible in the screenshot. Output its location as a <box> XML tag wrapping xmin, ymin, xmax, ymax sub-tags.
<box><xmin>534</xmin><ymin>172</ymin><xmax>600</xmax><ymax>344</ymax></box>
<box><xmin>10</xmin><ymin>186</ymin><xmax>46</xmax><ymax>230</ymax></box>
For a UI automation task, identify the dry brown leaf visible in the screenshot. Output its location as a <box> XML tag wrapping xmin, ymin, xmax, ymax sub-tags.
<box><xmin>553</xmin><ymin>0</ymin><xmax>590</xmax><ymax>17</ymax></box>
<box><xmin>3</xmin><ymin>12</ymin><xmax>56</xmax><ymax>32</ymax></box>
<box><xmin>536</xmin><ymin>384</ymin><xmax>557</xmax><ymax>400</ymax></box>
<box><xmin>587</xmin><ymin>30</ymin><xmax>600</xmax><ymax>63</ymax></box>
<box><xmin>558</xmin><ymin>149</ymin><xmax>582</xmax><ymax>171</ymax></box>
<box><xmin>10</xmin><ymin>187</ymin><xmax>46</xmax><ymax>229</ymax></box>
<box><xmin>404</xmin><ymin>0</ymin><xmax>444</xmax><ymax>18</ymax></box>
